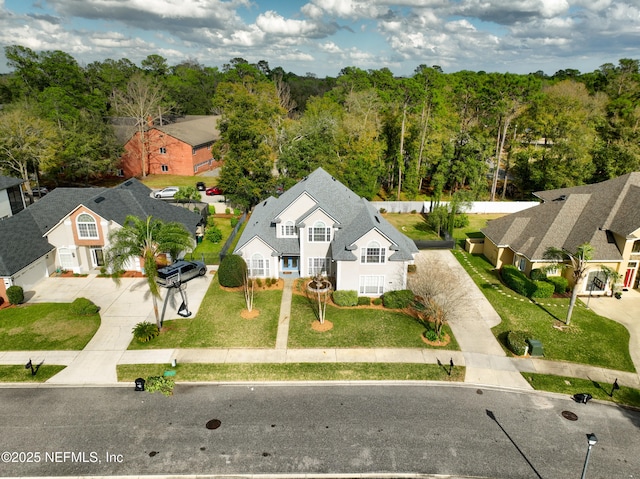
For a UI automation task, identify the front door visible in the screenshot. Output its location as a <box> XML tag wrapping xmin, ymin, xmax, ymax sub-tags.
<box><xmin>624</xmin><ymin>261</ymin><xmax>638</xmax><ymax>289</ymax></box>
<box><xmin>281</xmin><ymin>256</ymin><xmax>299</xmax><ymax>276</ymax></box>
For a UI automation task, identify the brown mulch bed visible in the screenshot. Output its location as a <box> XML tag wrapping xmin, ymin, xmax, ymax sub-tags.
<box><xmin>311</xmin><ymin>319</ymin><xmax>334</xmax><ymax>332</ymax></box>
<box><xmin>241</xmin><ymin>308</ymin><xmax>260</xmax><ymax>319</ymax></box>
<box><xmin>421</xmin><ymin>332</ymin><xmax>451</xmax><ymax>347</ymax></box>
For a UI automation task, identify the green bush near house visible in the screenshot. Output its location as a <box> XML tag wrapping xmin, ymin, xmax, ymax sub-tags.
<box><xmin>531</xmin><ymin>280</ymin><xmax>554</xmax><ymax>298</ymax></box>
<box><xmin>372</xmin><ymin>298</ymin><xmax>383</xmax><ymax>306</ymax></box>
<box><xmin>506</xmin><ymin>330</ymin><xmax>529</xmax><ymax>355</ymax></box>
<box><xmin>357</xmin><ymin>296</ymin><xmax>370</xmax><ymax>306</ymax></box>
<box><xmin>70</xmin><ymin>297</ymin><xmax>100</xmax><ymax>315</ymax></box>
<box><xmin>530</xmin><ymin>268</ymin><xmax>547</xmax><ymax>281</ymax></box>
<box><xmin>218</xmin><ymin>254</ymin><xmax>247</xmax><ymax>287</ymax></box>
<box><xmin>6</xmin><ymin>285</ymin><xmax>24</xmax><ymax>305</ymax></box>
<box><xmin>205</xmin><ymin>225</ymin><xmax>223</xmax><ymax>243</ymax></box>
<box><xmin>132</xmin><ymin>321</ymin><xmax>159</xmax><ymax>343</ymax></box>
<box><xmin>546</xmin><ymin>276</ymin><xmax>569</xmax><ymax>294</ymax></box>
<box><xmin>382</xmin><ymin>289</ymin><xmax>414</xmax><ymax>309</ymax></box>
<box><xmin>501</xmin><ymin>265</ymin><xmax>536</xmax><ymax>297</ymax></box>
<box><xmin>332</xmin><ymin>290</ymin><xmax>358</xmax><ymax>306</ymax></box>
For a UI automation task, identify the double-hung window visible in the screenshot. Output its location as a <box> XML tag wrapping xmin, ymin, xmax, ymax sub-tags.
<box><xmin>361</xmin><ymin>241</ymin><xmax>385</xmax><ymax>264</ymax></box>
<box><xmin>249</xmin><ymin>253</ymin><xmax>269</xmax><ymax>277</ymax></box>
<box><xmin>308</xmin><ymin>257</ymin><xmax>328</xmax><ymax>276</ymax></box>
<box><xmin>308</xmin><ymin>221</ymin><xmax>330</xmax><ymax>242</ymax></box>
<box><xmin>359</xmin><ymin>275</ymin><xmax>385</xmax><ymax>295</ymax></box>
<box><xmin>77</xmin><ymin>213</ymin><xmax>99</xmax><ymax>239</ymax></box>
<box><xmin>281</xmin><ymin>220</ymin><xmax>296</xmax><ymax>237</ymax></box>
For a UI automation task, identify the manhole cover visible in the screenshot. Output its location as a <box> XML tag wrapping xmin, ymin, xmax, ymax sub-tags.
<box><xmin>206</xmin><ymin>419</ymin><xmax>222</xmax><ymax>430</ymax></box>
<box><xmin>562</xmin><ymin>410</ymin><xmax>578</xmax><ymax>421</ymax></box>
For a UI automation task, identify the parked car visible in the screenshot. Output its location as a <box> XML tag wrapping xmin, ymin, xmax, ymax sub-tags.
<box><xmin>31</xmin><ymin>187</ymin><xmax>48</xmax><ymax>196</ymax></box>
<box><xmin>196</xmin><ymin>181</ymin><xmax>206</xmax><ymax>191</ymax></box>
<box><xmin>154</xmin><ymin>186</ymin><xmax>179</xmax><ymax>199</ymax></box>
<box><xmin>156</xmin><ymin>260</ymin><xmax>207</xmax><ymax>287</ymax></box>
<box><xmin>205</xmin><ymin>186</ymin><xmax>223</xmax><ymax>196</ymax></box>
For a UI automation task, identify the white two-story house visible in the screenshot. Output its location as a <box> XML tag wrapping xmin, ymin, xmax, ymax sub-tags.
<box><xmin>233</xmin><ymin>168</ymin><xmax>419</xmax><ymax>296</ymax></box>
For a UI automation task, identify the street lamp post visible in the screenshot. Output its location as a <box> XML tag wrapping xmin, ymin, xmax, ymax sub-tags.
<box><xmin>580</xmin><ymin>433</ymin><xmax>598</xmax><ymax>479</ymax></box>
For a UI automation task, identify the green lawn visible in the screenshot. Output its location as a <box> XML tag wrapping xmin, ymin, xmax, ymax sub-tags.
<box><xmin>0</xmin><ymin>365</ymin><xmax>66</xmax><ymax>382</ymax></box>
<box><xmin>523</xmin><ymin>373</ymin><xmax>640</xmax><ymax>409</ymax></box>
<box><xmin>117</xmin><ymin>363</ymin><xmax>465</xmax><ymax>382</ymax></box>
<box><xmin>140</xmin><ymin>174</ymin><xmax>216</xmax><ymax>189</ymax></box>
<box><xmin>453</xmin><ymin>213</ymin><xmax>505</xmax><ymax>247</ymax></box>
<box><xmin>128</xmin><ymin>275</ymin><xmax>281</xmax><ymax>349</ymax></box>
<box><xmin>0</xmin><ymin>303</ymin><xmax>100</xmax><ymax>350</ymax></box>
<box><xmin>381</xmin><ymin>213</ymin><xmax>440</xmax><ymax>240</ymax></box>
<box><xmin>454</xmin><ymin>250</ymin><xmax>635</xmax><ymax>372</ymax></box>
<box><xmin>287</xmin><ymin>293</ymin><xmax>459</xmax><ymax>350</ymax></box>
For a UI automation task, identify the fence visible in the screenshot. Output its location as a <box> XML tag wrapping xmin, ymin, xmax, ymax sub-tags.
<box><xmin>372</xmin><ymin>200</ymin><xmax>539</xmax><ymax>214</ymax></box>
<box><xmin>218</xmin><ymin>212</ymin><xmax>247</xmax><ymax>263</ymax></box>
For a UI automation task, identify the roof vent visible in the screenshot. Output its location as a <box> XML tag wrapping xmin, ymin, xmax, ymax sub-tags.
<box><xmin>124</xmin><ymin>180</ymin><xmax>133</xmax><ymax>186</ymax></box>
<box><xmin>94</xmin><ymin>196</ymin><xmax>105</xmax><ymax>203</ymax></box>
<box><xmin>553</xmin><ymin>195</ymin><xmax>567</xmax><ymax>202</ymax></box>
<box><xmin>375</xmin><ymin>216</ymin><xmax>380</xmax><ymax>223</ymax></box>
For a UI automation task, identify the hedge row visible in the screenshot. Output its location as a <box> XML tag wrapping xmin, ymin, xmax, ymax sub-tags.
<box><xmin>501</xmin><ymin>265</ymin><xmax>555</xmax><ymax>299</ymax></box>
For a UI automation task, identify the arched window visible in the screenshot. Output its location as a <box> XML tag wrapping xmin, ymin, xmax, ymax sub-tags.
<box><xmin>249</xmin><ymin>253</ymin><xmax>269</xmax><ymax>277</ymax></box>
<box><xmin>308</xmin><ymin>220</ymin><xmax>330</xmax><ymax>242</ymax></box>
<box><xmin>77</xmin><ymin>213</ymin><xmax>98</xmax><ymax>239</ymax></box>
<box><xmin>281</xmin><ymin>220</ymin><xmax>295</xmax><ymax>236</ymax></box>
<box><xmin>361</xmin><ymin>240</ymin><xmax>385</xmax><ymax>264</ymax></box>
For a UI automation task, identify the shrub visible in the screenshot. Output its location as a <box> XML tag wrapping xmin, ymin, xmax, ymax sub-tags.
<box><xmin>145</xmin><ymin>376</ymin><xmax>175</xmax><ymax>396</ymax></box>
<box><xmin>531</xmin><ymin>280</ymin><xmax>554</xmax><ymax>298</ymax></box>
<box><xmin>207</xmin><ymin>216</ymin><xmax>216</xmax><ymax>227</ymax></box>
<box><xmin>255</xmin><ymin>277</ymin><xmax>263</xmax><ymax>288</ymax></box>
<box><xmin>546</xmin><ymin>276</ymin><xmax>569</xmax><ymax>294</ymax></box>
<box><xmin>332</xmin><ymin>290</ymin><xmax>358</xmax><ymax>306</ymax></box>
<box><xmin>424</xmin><ymin>329</ymin><xmax>439</xmax><ymax>341</ymax></box>
<box><xmin>6</xmin><ymin>285</ymin><xmax>24</xmax><ymax>305</ymax></box>
<box><xmin>452</xmin><ymin>213</ymin><xmax>469</xmax><ymax>228</ymax></box>
<box><xmin>205</xmin><ymin>225</ymin><xmax>223</xmax><ymax>243</ymax></box>
<box><xmin>506</xmin><ymin>330</ymin><xmax>529</xmax><ymax>356</ymax></box>
<box><xmin>407</xmin><ymin>264</ymin><xmax>417</xmax><ymax>273</ymax></box>
<box><xmin>357</xmin><ymin>296</ymin><xmax>370</xmax><ymax>306</ymax></box>
<box><xmin>218</xmin><ymin>254</ymin><xmax>247</xmax><ymax>287</ymax></box>
<box><xmin>530</xmin><ymin>268</ymin><xmax>547</xmax><ymax>281</ymax></box>
<box><xmin>372</xmin><ymin>298</ymin><xmax>382</xmax><ymax>306</ymax></box>
<box><xmin>230</xmin><ymin>217</ymin><xmax>239</xmax><ymax>227</ymax></box>
<box><xmin>382</xmin><ymin>289</ymin><xmax>414</xmax><ymax>309</ymax></box>
<box><xmin>501</xmin><ymin>265</ymin><xmax>536</xmax><ymax>297</ymax></box>
<box><xmin>132</xmin><ymin>322</ymin><xmax>159</xmax><ymax>343</ymax></box>
<box><xmin>379</xmin><ymin>208</ymin><xmax>387</xmax><ymax>214</ymax></box>
<box><xmin>70</xmin><ymin>297</ymin><xmax>100</xmax><ymax>315</ymax></box>
<box><xmin>225</xmin><ymin>207</ymin><xmax>231</xmax><ymax>215</ymax></box>
<box><xmin>234</xmin><ymin>208</ymin><xmax>241</xmax><ymax>216</ymax></box>
<box><xmin>265</xmin><ymin>277</ymin><xmax>272</xmax><ymax>287</ymax></box>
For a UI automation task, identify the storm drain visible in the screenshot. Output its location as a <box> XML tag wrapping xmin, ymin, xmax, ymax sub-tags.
<box><xmin>561</xmin><ymin>410</ymin><xmax>578</xmax><ymax>421</ymax></box>
<box><xmin>206</xmin><ymin>419</ymin><xmax>222</xmax><ymax>430</ymax></box>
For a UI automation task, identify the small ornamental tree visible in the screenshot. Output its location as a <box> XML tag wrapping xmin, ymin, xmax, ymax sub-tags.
<box><xmin>218</xmin><ymin>254</ymin><xmax>247</xmax><ymax>288</ymax></box>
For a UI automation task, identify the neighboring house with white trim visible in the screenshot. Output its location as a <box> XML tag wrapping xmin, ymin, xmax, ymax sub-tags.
<box><xmin>0</xmin><ymin>175</ymin><xmax>26</xmax><ymax>220</ymax></box>
<box><xmin>481</xmin><ymin>172</ymin><xmax>640</xmax><ymax>295</ymax></box>
<box><xmin>0</xmin><ymin>178</ymin><xmax>201</xmax><ymax>303</ymax></box>
<box><xmin>233</xmin><ymin>168</ymin><xmax>419</xmax><ymax>296</ymax></box>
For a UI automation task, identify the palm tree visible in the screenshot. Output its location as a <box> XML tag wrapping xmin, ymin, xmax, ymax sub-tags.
<box><xmin>543</xmin><ymin>243</ymin><xmax>594</xmax><ymax>325</ymax></box>
<box><xmin>105</xmin><ymin>215</ymin><xmax>194</xmax><ymax>329</ymax></box>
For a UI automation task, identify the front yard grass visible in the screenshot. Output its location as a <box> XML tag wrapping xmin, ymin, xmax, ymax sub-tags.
<box><xmin>454</xmin><ymin>250</ymin><xmax>635</xmax><ymax>372</ymax></box>
<box><xmin>287</xmin><ymin>294</ymin><xmax>459</xmax><ymax>350</ymax></box>
<box><xmin>0</xmin><ymin>365</ymin><xmax>66</xmax><ymax>382</ymax></box>
<box><xmin>0</xmin><ymin>303</ymin><xmax>100</xmax><ymax>350</ymax></box>
<box><xmin>117</xmin><ymin>363</ymin><xmax>465</xmax><ymax>382</ymax></box>
<box><xmin>381</xmin><ymin>213</ymin><xmax>440</xmax><ymax>241</ymax></box>
<box><xmin>141</xmin><ymin>174</ymin><xmax>210</xmax><ymax>189</ymax></box>
<box><xmin>128</xmin><ymin>275</ymin><xmax>281</xmax><ymax>349</ymax></box>
<box><xmin>523</xmin><ymin>373</ymin><xmax>640</xmax><ymax>409</ymax></box>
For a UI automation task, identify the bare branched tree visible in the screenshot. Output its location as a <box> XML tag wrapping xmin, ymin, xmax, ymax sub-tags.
<box><xmin>111</xmin><ymin>73</ymin><xmax>172</xmax><ymax>177</ymax></box>
<box><xmin>408</xmin><ymin>254</ymin><xmax>468</xmax><ymax>337</ymax></box>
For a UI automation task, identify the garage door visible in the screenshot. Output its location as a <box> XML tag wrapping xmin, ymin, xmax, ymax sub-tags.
<box><xmin>13</xmin><ymin>256</ymin><xmax>49</xmax><ymax>290</ymax></box>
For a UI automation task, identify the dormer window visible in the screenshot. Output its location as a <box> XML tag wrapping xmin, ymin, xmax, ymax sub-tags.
<box><xmin>281</xmin><ymin>220</ymin><xmax>296</xmax><ymax>237</ymax></box>
<box><xmin>308</xmin><ymin>221</ymin><xmax>330</xmax><ymax>242</ymax></box>
<box><xmin>361</xmin><ymin>241</ymin><xmax>385</xmax><ymax>263</ymax></box>
<box><xmin>77</xmin><ymin>213</ymin><xmax>99</xmax><ymax>239</ymax></box>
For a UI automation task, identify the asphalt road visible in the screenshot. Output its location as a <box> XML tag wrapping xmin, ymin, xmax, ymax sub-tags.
<box><xmin>1</xmin><ymin>383</ymin><xmax>638</xmax><ymax>478</ymax></box>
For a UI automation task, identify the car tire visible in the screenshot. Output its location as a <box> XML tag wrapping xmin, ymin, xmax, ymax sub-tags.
<box><xmin>155</xmin><ymin>194</ymin><xmax>161</xmax><ymax>198</ymax></box>
<box><xmin>199</xmin><ymin>268</ymin><xmax>206</xmax><ymax>276</ymax></box>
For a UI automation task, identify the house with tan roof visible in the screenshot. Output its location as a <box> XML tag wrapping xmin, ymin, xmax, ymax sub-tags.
<box><xmin>481</xmin><ymin>172</ymin><xmax>640</xmax><ymax>295</ymax></box>
<box><xmin>118</xmin><ymin>115</ymin><xmax>222</xmax><ymax>177</ymax></box>
<box><xmin>233</xmin><ymin>168</ymin><xmax>419</xmax><ymax>296</ymax></box>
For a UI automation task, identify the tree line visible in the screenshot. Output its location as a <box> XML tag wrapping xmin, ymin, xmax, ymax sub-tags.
<box><xmin>0</xmin><ymin>45</ymin><xmax>638</xmax><ymax>206</ymax></box>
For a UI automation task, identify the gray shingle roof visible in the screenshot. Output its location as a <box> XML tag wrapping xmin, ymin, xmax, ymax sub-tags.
<box><xmin>0</xmin><ymin>178</ymin><xmax>202</xmax><ymax>276</ymax></box>
<box><xmin>235</xmin><ymin>168</ymin><xmax>418</xmax><ymax>261</ymax></box>
<box><xmin>482</xmin><ymin>172</ymin><xmax>640</xmax><ymax>261</ymax></box>
<box><xmin>156</xmin><ymin>116</ymin><xmax>221</xmax><ymax>147</ymax></box>
<box><xmin>0</xmin><ymin>175</ymin><xmax>23</xmax><ymax>190</ymax></box>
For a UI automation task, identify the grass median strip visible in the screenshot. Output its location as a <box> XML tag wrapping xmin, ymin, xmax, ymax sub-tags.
<box><xmin>118</xmin><ymin>363</ymin><xmax>465</xmax><ymax>382</ymax></box>
<box><xmin>0</xmin><ymin>365</ymin><xmax>66</xmax><ymax>382</ymax></box>
<box><xmin>523</xmin><ymin>373</ymin><xmax>640</xmax><ymax>409</ymax></box>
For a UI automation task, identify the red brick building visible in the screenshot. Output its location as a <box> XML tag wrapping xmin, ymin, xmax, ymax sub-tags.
<box><xmin>118</xmin><ymin>115</ymin><xmax>222</xmax><ymax>177</ymax></box>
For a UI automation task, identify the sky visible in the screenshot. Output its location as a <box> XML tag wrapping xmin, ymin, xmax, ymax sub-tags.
<box><xmin>0</xmin><ymin>0</ymin><xmax>639</xmax><ymax>77</ymax></box>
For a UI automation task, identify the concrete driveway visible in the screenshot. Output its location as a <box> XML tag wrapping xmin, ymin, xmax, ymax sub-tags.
<box><xmin>18</xmin><ymin>270</ymin><xmax>214</xmax><ymax>384</ymax></box>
